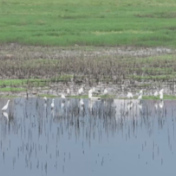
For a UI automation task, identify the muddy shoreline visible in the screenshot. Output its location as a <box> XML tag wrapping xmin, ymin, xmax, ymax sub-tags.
<box><xmin>0</xmin><ymin>43</ymin><xmax>175</xmax><ymax>98</ymax></box>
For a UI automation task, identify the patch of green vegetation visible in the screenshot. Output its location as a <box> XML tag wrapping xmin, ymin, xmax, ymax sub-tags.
<box><xmin>0</xmin><ymin>95</ymin><xmax>17</xmax><ymax>98</ymax></box>
<box><xmin>39</xmin><ymin>94</ymin><xmax>57</xmax><ymax>98</ymax></box>
<box><xmin>50</xmin><ymin>75</ymin><xmax>73</xmax><ymax>82</ymax></box>
<box><xmin>142</xmin><ymin>96</ymin><xmax>160</xmax><ymax>100</ymax></box>
<box><xmin>0</xmin><ymin>79</ymin><xmax>48</xmax><ymax>88</ymax></box>
<box><xmin>99</xmin><ymin>94</ymin><xmax>115</xmax><ymax>99</ymax></box>
<box><xmin>0</xmin><ymin>0</ymin><xmax>176</xmax><ymax>47</ymax></box>
<box><xmin>131</xmin><ymin>75</ymin><xmax>175</xmax><ymax>81</ymax></box>
<box><xmin>68</xmin><ymin>95</ymin><xmax>88</xmax><ymax>99</ymax></box>
<box><xmin>143</xmin><ymin>95</ymin><xmax>176</xmax><ymax>100</ymax></box>
<box><xmin>0</xmin><ymin>87</ymin><xmax>26</xmax><ymax>92</ymax></box>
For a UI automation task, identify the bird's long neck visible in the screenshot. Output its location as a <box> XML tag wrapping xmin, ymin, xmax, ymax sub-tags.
<box><xmin>6</xmin><ymin>100</ymin><xmax>10</xmax><ymax>106</ymax></box>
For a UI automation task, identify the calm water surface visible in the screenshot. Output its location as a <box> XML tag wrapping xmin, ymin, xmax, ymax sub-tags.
<box><xmin>0</xmin><ymin>98</ymin><xmax>175</xmax><ymax>176</ymax></box>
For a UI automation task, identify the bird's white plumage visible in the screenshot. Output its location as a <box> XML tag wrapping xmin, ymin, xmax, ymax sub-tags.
<box><xmin>43</xmin><ymin>97</ymin><xmax>47</xmax><ymax>102</ymax></box>
<box><xmin>159</xmin><ymin>89</ymin><xmax>164</xmax><ymax>95</ymax></box>
<box><xmin>88</xmin><ymin>88</ymin><xmax>100</xmax><ymax>101</ymax></box>
<box><xmin>61</xmin><ymin>93</ymin><xmax>66</xmax><ymax>99</ymax></box>
<box><xmin>103</xmin><ymin>88</ymin><xmax>108</xmax><ymax>95</ymax></box>
<box><xmin>159</xmin><ymin>89</ymin><xmax>164</xmax><ymax>100</ymax></box>
<box><xmin>138</xmin><ymin>90</ymin><xmax>143</xmax><ymax>100</ymax></box>
<box><xmin>139</xmin><ymin>89</ymin><xmax>143</xmax><ymax>94</ymax></box>
<box><xmin>127</xmin><ymin>92</ymin><xmax>133</xmax><ymax>99</ymax></box>
<box><xmin>159</xmin><ymin>92</ymin><xmax>163</xmax><ymax>100</ymax></box>
<box><xmin>67</xmin><ymin>88</ymin><xmax>70</xmax><ymax>95</ymax></box>
<box><xmin>2</xmin><ymin>100</ymin><xmax>10</xmax><ymax>111</ymax></box>
<box><xmin>154</xmin><ymin>91</ymin><xmax>158</xmax><ymax>97</ymax></box>
<box><xmin>138</xmin><ymin>94</ymin><xmax>142</xmax><ymax>100</ymax></box>
<box><xmin>78</xmin><ymin>87</ymin><xmax>84</xmax><ymax>95</ymax></box>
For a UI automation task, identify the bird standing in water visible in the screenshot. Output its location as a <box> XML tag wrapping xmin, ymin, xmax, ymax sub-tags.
<box><xmin>78</xmin><ymin>87</ymin><xmax>84</xmax><ymax>95</ymax></box>
<box><xmin>2</xmin><ymin>100</ymin><xmax>10</xmax><ymax>111</ymax></box>
<box><xmin>127</xmin><ymin>92</ymin><xmax>133</xmax><ymax>99</ymax></box>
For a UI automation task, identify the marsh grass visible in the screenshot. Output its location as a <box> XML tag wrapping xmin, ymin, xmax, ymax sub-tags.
<box><xmin>143</xmin><ymin>95</ymin><xmax>176</xmax><ymax>100</ymax></box>
<box><xmin>0</xmin><ymin>48</ymin><xmax>176</xmax><ymax>95</ymax></box>
<box><xmin>0</xmin><ymin>0</ymin><xmax>176</xmax><ymax>47</ymax></box>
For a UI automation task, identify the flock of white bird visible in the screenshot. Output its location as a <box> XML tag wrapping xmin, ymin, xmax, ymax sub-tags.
<box><xmin>1</xmin><ymin>87</ymin><xmax>165</xmax><ymax>121</ymax></box>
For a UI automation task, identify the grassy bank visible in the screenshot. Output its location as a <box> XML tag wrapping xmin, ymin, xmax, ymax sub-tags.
<box><xmin>0</xmin><ymin>0</ymin><xmax>176</xmax><ymax>47</ymax></box>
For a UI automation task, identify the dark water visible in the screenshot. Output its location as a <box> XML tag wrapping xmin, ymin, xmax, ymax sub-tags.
<box><xmin>0</xmin><ymin>98</ymin><xmax>175</xmax><ymax>176</ymax></box>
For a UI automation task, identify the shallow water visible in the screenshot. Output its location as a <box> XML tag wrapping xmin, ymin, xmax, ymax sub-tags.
<box><xmin>0</xmin><ymin>98</ymin><xmax>175</xmax><ymax>176</ymax></box>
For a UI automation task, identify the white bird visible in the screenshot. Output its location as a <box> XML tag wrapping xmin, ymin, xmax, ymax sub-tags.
<box><xmin>138</xmin><ymin>90</ymin><xmax>143</xmax><ymax>100</ymax></box>
<box><xmin>159</xmin><ymin>89</ymin><xmax>164</xmax><ymax>95</ymax></box>
<box><xmin>43</xmin><ymin>97</ymin><xmax>47</xmax><ymax>103</ymax></box>
<box><xmin>78</xmin><ymin>87</ymin><xmax>84</xmax><ymax>95</ymax></box>
<box><xmin>61</xmin><ymin>93</ymin><xmax>66</xmax><ymax>99</ymax></box>
<box><xmin>88</xmin><ymin>89</ymin><xmax>100</xmax><ymax>101</ymax></box>
<box><xmin>2</xmin><ymin>100</ymin><xmax>10</xmax><ymax>111</ymax></box>
<box><xmin>159</xmin><ymin>89</ymin><xmax>164</xmax><ymax>100</ymax></box>
<box><xmin>51</xmin><ymin>99</ymin><xmax>55</xmax><ymax>109</ymax></box>
<box><xmin>103</xmin><ymin>88</ymin><xmax>108</xmax><ymax>95</ymax></box>
<box><xmin>139</xmin><ymin>89</ymin><xmax>143</xmax><ymax>95</ymax></box>
<box><xmin>88</xmin><ymin>89</ymin><xmax>93</xmax><ymax>99</ymax></box>
<box><xmin>67</xmin><ymin>88</ymin><xmax>70</xmax><ymax>95</ymax></box>
<box><xmin>159</xmin><ymin>92</ymin><xmax>163</xmax><ymax>100</ymax></box>
<box><xmin>138</xmin><ymin>94</ymin><xmax>142</xmax><ymax>100</ymax></box>
<box><xmin>127</xmin><ymin>92</ymin><xmax>133</xmax><ymax>99</ymax></box>
<box><xmin>154</xmin><ymin>91</ymin><xmax>158</xmax><ymax>97</ymax></box>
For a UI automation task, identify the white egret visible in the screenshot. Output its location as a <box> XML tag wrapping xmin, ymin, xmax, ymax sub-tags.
<box><xmin>127</xmin><ymin>92</ymin><xmax>133</xmax><ymax>99</ymax></box>
<box><xmin>159</xmin><ymin>89</ymin><xmax>164</xmax><ymax>95</ymax></box>
<box><xmin>103</xmin><ymin>88</ymin><xmax>108</xmax><ymax>95</ymax></box>
<box><xmin>78</xmin><ymin>87</ymin><xmax>84</xmax><ymax>95</ymax></box>
<box><xmin>138</xmin><ymin>90</ymin><xmax>143</xmax><ymax>100</ymax></box>
<box><xmin>88</xmin><ymin>89</ymin><xmax>100</xmax><ymax>101</ymax></box>
<box><xmin>139</xmin><ymin>89</ymin><xmax>143</xmax><ymax>95</ymax></box>
<box><xmin>159</xmin><ymin>89</ymin><xmax>164</xmax><ymax>100</ymax></box>
<box><xmin>51</xmin><ymin>99</ymin><xmax>55</xmax><ymax>109</ymax></box>
<box><xmin>138</xmin><ymin>94</ymin><xmax>142</xmax><ymax>100</ymax></box>
<box><xmin>2</xmin><ymin>100</ymin><xmax>10</xmax><ymax>111</ymax></box>
<box><xmin>154</xmin><ymin>91</ymin><xmax>158</xmax><ymax>97</ymax></box>
<box><xmin>43</xmin><ymin>97</ymin><xmax>47</xmax><ymax>106</ymax></box>
<box><xmin>159</xmin><ymin>92</ymin><xmax>163</xmax><ymax>100</ymax></box>
<box><xmin>67</xmin><ymin>88</ymin><xmax>70</xmax><ymax>95</ymax></box>
<box><xmin>61</xmin><ymin>93</ymin><xmax>66</xmax><ymax>99</ymax></box>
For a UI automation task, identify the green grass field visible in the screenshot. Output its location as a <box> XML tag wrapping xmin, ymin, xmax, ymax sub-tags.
<box><xmin>0</xmin><ymin>0</ymin><xmax>176</xmax><ymax>47</ymax></box>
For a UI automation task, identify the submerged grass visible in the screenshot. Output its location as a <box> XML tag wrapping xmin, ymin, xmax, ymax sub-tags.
<box><xmin>0</xmin><ymin>0</ymin><xmax>176</xmax><ymax>47</ymax></box>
